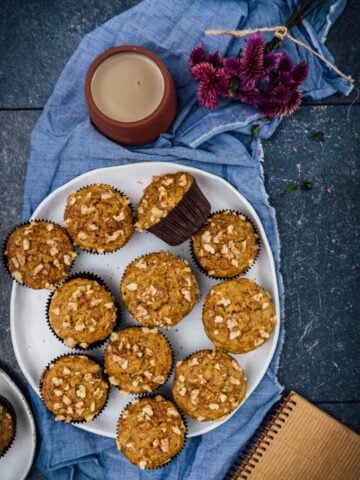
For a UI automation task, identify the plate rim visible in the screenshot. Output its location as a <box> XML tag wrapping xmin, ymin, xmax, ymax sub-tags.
<box><xmin>0</xmin><ymin>368</ymin><xmax>37</xmax><ymax>480</ymax></box>
<box><xmin>10</xmin><ymin>161</ymin><xmax>280</xmax><ymax>438</ymax></box>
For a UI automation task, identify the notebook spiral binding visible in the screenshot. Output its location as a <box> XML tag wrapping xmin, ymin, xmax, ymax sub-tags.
<box><xmin>225</xmin><ymin>392</ymin><xmax>297</xmax><ymax>480</ymax></box>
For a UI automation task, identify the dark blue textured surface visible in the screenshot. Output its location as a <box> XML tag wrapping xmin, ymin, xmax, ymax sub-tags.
<box><xmin>0</xmin><ymin>1</ymin><xmax>359</xmax><ymax>479</ymax></box>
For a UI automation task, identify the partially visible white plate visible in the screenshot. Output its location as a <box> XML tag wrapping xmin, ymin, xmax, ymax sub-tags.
<box><xmin>11</xmin><ymin>162</ymin><xmax>280</xmax><ymax>438</ymax></box>
<box><xmin>0</xmin><ymin>369</ymin><xmax>36</xmax><ymax>480</ymax></box>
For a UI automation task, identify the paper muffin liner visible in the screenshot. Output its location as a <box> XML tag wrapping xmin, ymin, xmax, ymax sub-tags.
<box><xmin>2</xmin><ymin>219</ymin><xmax>76</xmax><ymax>290</ymax></box>
<box><xmin>39</xmin><ymin>353</ymin><xmax>110</xmax><ymax>424</ymax></box>
<box><xmin>116</xmin><ymin>393</ymin><xmax>188</xmax><ymax>470</ymax></box>
<box><xmin>147</xmin><ymin>177</ymin><xmax>211</xmax><ymax>246</ymax></box>
<box><xmin>103</xmin><ymin>325</ymin><xmax>175</xmax><ymax>395</ymax></box>
<box><xmin>120</xmin><ymin>251</ymin><xmax>200</xmax><ymax>329</ymax></box>
<box><xmin>171</xmin><ymin>348</ymin><xmax>246</xmax><ymax>422</ymax></box>
<box><xmin>63</xmin><ymin>183</ymin><xmax>135</xmax><ymax>255</ymax></box>
<box><xmin>0</xmin><ymin>395</ymin><xmax>17</xmax><ymax>458</ymax></box>
<box><xmin>190</xmin><ymin>209</ymin><xmax>261</xmax><ymax>280</ymax></box>
<box><xmin>45</xmin><ymin>272</ymin><xmax>121</xmax><ymax>351</ymax></box>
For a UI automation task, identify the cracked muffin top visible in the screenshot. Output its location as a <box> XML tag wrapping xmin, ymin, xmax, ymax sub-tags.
<box><xmin>64</xmin><ymin>184</ymin><xmax>133</xmax><ymax>253</ymax></box>
<box><xmin>172</xmin><ymin>349</ymin><xmax>246</xmax><ymax>421</ymax></box>
<box><xmin>116</xmin><ymin>395</ymin><xmax>186</xmax><ymax>469</ymax></box>
<box><xmin>48</xmin><ymin>276</ymin><xmax>117</xmax><ymax>349</ymax></box>
<box><xmin>4</xmin><ymin>220</ymin><xmax>76</xmax><ymax>290</ymax></box>
<box><xmin>192</xmin><ymin>211</ymin><xmax>259</xmax><ymax>278</ymax></box>
<box><xmin>121</xmin><ymin>251</ymin><xmax>199</xmax><ymax>328</ymax></box>
<box><xmin>40</xmin><ymin>355</ymin><xmax>109</xmax><ymax>423</ymax></box>
<box><xmin>202</xmin><ymin>278</ymin><xmax>276</xmax><ymax>353</ymax></box>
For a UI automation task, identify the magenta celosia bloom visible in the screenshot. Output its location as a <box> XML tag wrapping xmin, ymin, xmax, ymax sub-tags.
<box><xmin>191</xmin><ymin>62</ymin><xmax>228</xmax><ymax>109</ymax></box>
<box><xmin>188</xmin><ymin>33</ymin><xmax>308</xmax><ymax>117</ymax></box>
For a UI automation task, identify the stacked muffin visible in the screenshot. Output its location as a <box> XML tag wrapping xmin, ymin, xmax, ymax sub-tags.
<box><xmin>3</xmin><ymin>172</ymin><xmax>278</xmax><ymax>470</ymax></box>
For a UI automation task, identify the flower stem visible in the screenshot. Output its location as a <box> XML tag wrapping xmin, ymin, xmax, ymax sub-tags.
<box><xmin>264</xmin><ymin>0</ymin><xmax>326</xmax><ymax>52</ymax></box>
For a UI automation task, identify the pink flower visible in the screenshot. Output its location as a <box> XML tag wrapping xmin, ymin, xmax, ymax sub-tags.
<box><xmin>188</xmin><ymin>33</ymin><xmax>308</xmax><ymax>117</ymax></box>
<box><xmin>189</xmin><ymin>44</ymin><xmax>223</xmax><ymax>69</ymax></box>
<box><xmin>191</xmin><ymin>62</ymin><xmax>228</xmax><ymax>109</ymax></box>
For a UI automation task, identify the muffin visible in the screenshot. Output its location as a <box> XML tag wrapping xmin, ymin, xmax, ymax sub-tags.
<box><xmin>40</xmin><ymin>355</ymin><xmax>109</xmax><ymax>422</ymax></box>
<box><xmin>116</xmin><ymin>395</ymin><xmax>186</xmax><ymax>469</ymax></box>
<box><xmin>104</xmin><ymin>327</ymin><xmax>173</xmax><ymax>394</ymax></box>
<box><xmin>191</xmin><ymin>211</ymin><xmax>259</xmax><ymax>278</ymax></box>
<box><xmin>47</xmin><ymin>275</ymin><xmax>118</xmax><ymax>349</ymax></box>
<box><xmin>121</xmin><ymin>252</ymin><xmax>199</xmax><ymax>328</ymax></box>
<box><xmin>0</xmin><ymin>396</ymin><xmax>16</xmax><ymax>458</ymax></box>
<box><xmin>135</xmin><ymin>172</ymin><xmax>210</xmax><ymax>246</ymax></box>
<box><xmin>202</xmin><ymin>278</ymin><xmax>276</xmax><ymax>354</ymax></box>
<box><xmin>4</xmin><ymin>221</ymin><xmax>76</xmax><ymax>290</ymax></box>
<box><xmin>172</xmin><ymin>350</ymin><xmax>246</xmax><ymax>421</ymax></box>
<box><xmin>64</xmin><ymin>184</ymin><xmax>133</xmax><ymax>253</ymax></box>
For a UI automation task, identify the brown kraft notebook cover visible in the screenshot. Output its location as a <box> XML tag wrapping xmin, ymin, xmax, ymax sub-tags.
<box><xmin>228</xmin><ymin>391</ymin><xmax>360</xmax><ymax>480</ymax></box>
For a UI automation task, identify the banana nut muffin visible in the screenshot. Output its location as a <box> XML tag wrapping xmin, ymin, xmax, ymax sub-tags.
<box><xmin>121</xmin><ymin>252</ymin><xmax>199</xmax><ymax>328</ymax></box>
<box><xmin>48</xmin><ymin>276</ymin><xmax>118</xmax><ymax>349</ymax></box>
<box><xmin>172</xmin><ymin>349</ymin><xmax>246</xmax><ymax>421</ymax></box>
<box><xmin>135</xmin><ymin>172</ymin><xmax>211</xmax><ymax>246</ymax></box>
<box><xmin>202</xmin><ymin>278</ymin><xmax>276</xmax><ymax>354</ymax></box>
<box><xmin>135</xmin><ymin>172</ymin><xmax>193</xmax><ymax>231</ymax></box>
<box><xmin>4</xmin><ymin>220</ymin><xmax>76</xmax><ymax>290</ymax></box>
<box><xmin>64</xmin><ymin>184</ymin><xmax>133</xmax><ymax>253</ymax></box>
<box><xmin>104</xmin><ymin>327</ymin><xmax>173</xmax><ymax>394</ymax></box>
<box><xmin>116</xmin><ymin>395</ymin><xmax>186</xmax><ymax>469</ymax></box>
<box><xmin>40</xmin><ymin>355</ymin><xmax>109</xmax><ymax>422</ymax></box>
<box><xmin>0</xmin><ymin>396</ymin><xmax>16</xmax><ymax>457</ymax></box>
<box><xmin>192</xmin><ymin>211</ymin><xmax>259</xmax><ymax>278</ymax></box>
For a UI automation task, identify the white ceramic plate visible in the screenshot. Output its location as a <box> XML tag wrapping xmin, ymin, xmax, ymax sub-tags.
<box><xmin>11</xmin><ymin>162</ymin><xmax>280</xmax><ymax>438</ymax></box>
<box><xmin>0</xmin><ymin>369</ymin><xmax>36</xmax><ymax>480</ymax></box>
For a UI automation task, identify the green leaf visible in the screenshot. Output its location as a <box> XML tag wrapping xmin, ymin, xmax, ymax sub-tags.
<box><xmin>283</xmin><ymin>182</ymin><xmax>298</xmax><ymax>194</ymax></box>
<box><xmin>236</xmin><ymin>48</ymin><xmax>242</xmax><ymax>58</ymax></box>
<box><xmin>311</xmin><ymin>131</ymin><xmax>325</xmax><ymax>142</ymax></box>
<box><xmin>229</xmin><ymin>77</ymin><xmax>240</xmax><ymax>96</ymax></box>
<box><xmin>301</xmin><ymin>179</ymin><xmax>313</xmax><ymax>190</ymax></box>
<box><xmin>259</xmin><ymin>116</ymin><xmax>271</xmax><ymax>123</ymax></box>
<box><xmin>251</xmin><ymin>124</ymin><xmax>260</xmax><ymax>138</ymax></box>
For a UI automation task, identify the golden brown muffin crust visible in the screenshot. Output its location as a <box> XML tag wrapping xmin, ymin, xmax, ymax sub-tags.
<box><xmin>5</xmin><ymin>221</ymin><xmax>76</xmax><ymax>290</ymax></box>
<box><xmin>116</xmin><ymin>396</ymin><xmax>186</xmax><ymax>469</ymax></box>
<box><xmin>41</xmin><ymin>355</ymin><xmax>108</xmax><ymax>422</ymax></box>
<box><xmin>121</xmin><ymin>252</ymin><xmax>199</xmax><ymax>328</ymax></box>
<box><xmin>0</xmin><ymin>401</ymin><xmax>15</xmax><ymax>456</ymax></box>
<box><xmin>48</xmin><ymin>277</ymin><xmax>117</xmax><ymax>349</ymax></box>
<box><xmin>203</xmin><ymin>278</ymin><xmax>276</xmax><ymax>354</ymax></box>
<box><xmin>136</xmin><ymin>172</ymin><xmax>193</xmax><ymax>230</ymax></box>
<box><xmin>192</xmin><ymin>211</ymin><xmax>259</xmax><ymax>277</ymax></box>
<box><xmin>64</xmin><ymin>184</ymin><xmax>133</xmax><ymax>253</ymax></box>
<box><xmin>172</xmin><ymin>349</ymin><xmax>246</xmax><ymax>421</ymax></box>
<box><xmin>104</xmin><ymin>327</ymin><xmax>173</xmax><ymax>394</ymax></box>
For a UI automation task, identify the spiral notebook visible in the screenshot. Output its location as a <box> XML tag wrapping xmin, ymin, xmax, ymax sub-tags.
<box><xmin>227</xmin><ymin>391</ymin><xmax>360</xmax><ymax>480</ymax></box>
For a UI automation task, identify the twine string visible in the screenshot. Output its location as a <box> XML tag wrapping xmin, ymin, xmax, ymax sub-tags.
<box><xmin>205</xmin><ymin>26</ymin><xmax>354</xmax><ymax>84</ymax></box>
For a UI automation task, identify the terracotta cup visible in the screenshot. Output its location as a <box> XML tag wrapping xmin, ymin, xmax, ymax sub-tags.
<box><xmin>85</xmin><ymin>46</ymin><xmax>177</xmax><ymax>145</ymax></box>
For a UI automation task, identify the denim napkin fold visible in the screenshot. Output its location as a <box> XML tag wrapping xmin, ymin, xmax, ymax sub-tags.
<box><xmin>23</xmin><ymin>1</ymin><xmax>351</xmax><ymax>478</ymax></box>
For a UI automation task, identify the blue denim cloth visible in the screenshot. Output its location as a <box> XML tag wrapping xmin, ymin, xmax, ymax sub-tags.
<box><xmin>23</xmin><ymin>1</ymin><xmax>351</xmax><ymax>478</ymax></box>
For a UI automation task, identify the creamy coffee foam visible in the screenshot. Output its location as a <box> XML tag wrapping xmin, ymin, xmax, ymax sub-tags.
<box><xmin>91</xmin><ymin>52</ymin><xmax>165</xmax><ymax>123</ymax></box>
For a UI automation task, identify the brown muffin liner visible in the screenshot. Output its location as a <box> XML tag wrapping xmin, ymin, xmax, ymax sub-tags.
<box><xmin>190</xmin><ymin>209</ymin><xmax>261</xmax><ymax>280</ymax></box>
<box><xmin>63</xmin><ymin>183</ymin><xmax>135</xmax><ymax>255</ymax></box>
<box><xmin>46</xmin><ymin>272</ymin><xmax>122</xmax><ymax>351</ymax></box>
<box><xmin>0</xmin><ymin>395</ymin><xmax>17</xmax><ymax>458</ymax></box>
<box><xmin>39</xmin><ymin>353</ymin><xmax>110</xmax><ymax>424</ymax></box>
<box><xmin>171</xmin><ymin>348</ymin><xmax>246</xmax><ymax>422</ymax></box>
<box><xmin>116</xmin><ymin>393</ymin><xmax>188</xmax><ymax>470</ymax></box>
<box><xmin>102</xmin><ymin>325</ymin><xmax>175</xmax><ymax>395</ymax></box>
<box><xmin>147</xmin><ymin>177</ymin><xmax>211</xmax><ymax>246</ymax></box>
<box><xmin>120</xmin><ymin>251</ymin><xmax>200</xmax><ymax>329</ymax></box>
<box><xmin>2</xmin><ymin>219</ymin><xmax>76</xmax><ymax>289</ymax></box>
